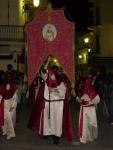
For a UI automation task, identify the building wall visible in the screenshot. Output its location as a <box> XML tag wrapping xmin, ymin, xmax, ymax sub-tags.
<box><xmin>99</xmin><ymin>0</ymin><xmax>113</xmax><ymax>56</ymax></box>
<box><xmin>0</xmin><ymin>0</ymin><xmax>25</xmax><ymax>25</ymax></box>
<box><xmin>0</xmin><ymin>0</ymin><xmax>25</xmax><ymax>72</ymax></box>
<box><xmin>0</xmin><ymin>60</ymin><xmax>25</xmax><ymax>72</ymax></box>
<box><xmin>88</xmin><ymin>0</ymin><xmax>113</xmax><ymax>57</ymax></box>
<box><xmin>100</xmin><ymin>24</ymin><xmax>113</xmax><ymax>56</ymax></box>
<box><xmin>77</xmin><ymin>0</ymin><xmax>113</xmax><ymax>75</ymax></box>
<box><xmin>0</xmin><ymin>60</ymin><xmax>17</xmax><ymax>71</ymax></box>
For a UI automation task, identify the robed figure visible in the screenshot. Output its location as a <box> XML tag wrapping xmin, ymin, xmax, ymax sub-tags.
<box><xmin>28</xmin><ymin>56</ymin><xmax>73</xmax><ymax>144</ymax></box>
<box><xmin>27</xmin><ymin>76</ymin><xmax>39</xmax><ymax>109</ymax></box>
<box><xmin>76</xmin><ymin>77</ymin><xmax>100</xmax><ymax>144</ymax></box>
<box><xmin>0</xmin><ymin>74</ymin><xmax>18</xmax><ymax>140</ymax></box>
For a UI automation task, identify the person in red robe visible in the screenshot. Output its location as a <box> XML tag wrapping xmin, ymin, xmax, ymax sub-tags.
<box><xmin>28</xmin><ymin>55</ymin><xmax>73</xmax><ymax>144</ymax></box>
<box><xmin>0</xmin><ymin>74</ymin><xmax>18</xmax><ymax>140</ymax></box>
<box><xmin>76</xmin><ymin>76</ymin><xmax>100</xmax><ymax>144</ymax></box>
<box><xmin>0</xmin><ymin>87</ymin><xmax>4</xmax><ymax>127</ymax></box>
<box><xmin>27</xmin><ymin>76</ymin><xmax>39</xmax><ymax>109</ymax></box>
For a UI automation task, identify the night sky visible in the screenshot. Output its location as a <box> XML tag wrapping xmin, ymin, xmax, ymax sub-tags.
<box><xmin>49</xmin><ymin>0</ymin><xmax>92</xmax><ymax>30</ymax></box>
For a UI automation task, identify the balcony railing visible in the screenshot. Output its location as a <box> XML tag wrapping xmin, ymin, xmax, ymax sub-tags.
<box><xmin>0</xmin><ymin>25</ymin><xmax>25</xmax><ymax>42</ymax></box>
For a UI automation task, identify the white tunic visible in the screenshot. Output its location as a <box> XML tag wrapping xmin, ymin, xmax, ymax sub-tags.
<box><xmin>77</xmin><ymin>94</ymin><xmax>100</xmax><ymax>144</ymax></box>
<box><xmin>2</xmin><ymin>90</ymin><xmax>18</xmax><ymax>139</ymax></box>
<box><xmin>39</xmin><ymin>82</ymin><xmax>66</xmax><ymax>137</ymax></box>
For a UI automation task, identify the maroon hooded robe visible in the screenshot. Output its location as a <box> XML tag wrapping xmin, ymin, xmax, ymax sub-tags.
<box><xmin>28</xmin><ymin>69</ymin><xmax>74</xmax><ymax>141</ymax></box>
<box><xmin>0</xmin><ymin>74</ymin><xmax>17</xmax><ymax>127</ymax></box>
<box><xmin>0</xmin><ymin>86</ymin><xmax>4</xmax><ymax>127</ymax></box>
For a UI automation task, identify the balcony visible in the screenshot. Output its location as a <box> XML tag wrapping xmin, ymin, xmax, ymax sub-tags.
<box><xmin>0</xmin><ymin>25</ymin><xmax>25</xmax><ymax>42</ymax></box>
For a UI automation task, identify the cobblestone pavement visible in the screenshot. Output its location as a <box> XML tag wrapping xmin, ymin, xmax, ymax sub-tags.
<box><xmin>0</xmin><ymin>101</ymin><xmax>113</xmax><ymax>150</ymax></box>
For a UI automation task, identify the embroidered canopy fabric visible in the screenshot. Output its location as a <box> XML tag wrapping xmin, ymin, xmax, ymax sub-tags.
<box><xmin>26</xmin><ymin>8</ymin><xmax>75</xmax><ymax>86</ymax></box>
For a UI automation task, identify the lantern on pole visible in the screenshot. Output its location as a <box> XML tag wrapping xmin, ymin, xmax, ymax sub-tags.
<box><xmin>33</xmin><ymin>0</ymin><xmax>40</xmax><ymax>7</ymax></box>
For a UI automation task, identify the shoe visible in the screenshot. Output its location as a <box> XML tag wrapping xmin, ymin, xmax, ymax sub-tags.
<box><xmin>80</xmin><ymin>139</ymin><xmax>87</xmax><ymax>144</ymax></box>
<box><xmin>52</xmin><ymin>135</ymin><xmax>60</xmax><ymax>144</ymax></box>
<box><xmin>89</xmin><ymin>139</ymin><xmax>94</xmax><ymax>142</ymax></box>
<box><xmin>7</xmin><ymin>135</ymin><xmax>15</xmax><ymax>140</ymax></box>
<box><xmin>44</xmin><ymin>135</ymin><xmax>49</xmax><ymax>140</ymax></box>
<box><xmin>53</xmin><ymin>140</ymin><xmax>59</xmax><ymax>144</ymax></box>
<box><xmin>2</xmin><ymin>132</ymin><xmax>6</xmax><ymax>136</ymax></box>
<box><xmin>80</xmin><ymin>141</ymin><xmax>87</xmax><ymax>144</ymax></box>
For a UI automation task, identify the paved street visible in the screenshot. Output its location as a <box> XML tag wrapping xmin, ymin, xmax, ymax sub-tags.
<box><xmin>0</xmin><ymin>100</ymin><xmax>113</xmax><ymax>150</ymax></box>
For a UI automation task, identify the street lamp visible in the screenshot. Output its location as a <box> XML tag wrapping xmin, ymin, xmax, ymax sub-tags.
<box><xmin>78</xmin><ymin>55</ymin><xmax>82</xmax><ymax>59</ymax></box>
<box><xmin>88</xmin><ymin>48</ymin><xmax>91</xmax><ymax>52</ymax></box>
<box><xmin>84</xmin><ymin>37</ymin><xmax>89</xmax><ymax>43</ymax></box>
<box><xmin>33</xmin><ymin>0</ymin><xmax>40</xmax><ymax>7</ymax></box>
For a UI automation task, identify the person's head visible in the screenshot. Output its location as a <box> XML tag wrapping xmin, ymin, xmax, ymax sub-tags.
<box><xmin>47</xmin><ymin>25</ymin><xmax>52</xmax><ymax>33</ymax></box>
<box><xmin>7</xmin><ymin>64</ymin><xmax>13</xmax><ymax>71</ymax></box>
<box><xmin>32</xmin><ymin>76</ymin><xmax>38</xmax><ymax>87</ymax></box>
<box><xmin>4</xmin><ymin>73</ymin><xmax>13</xmax><ymax>84</ymax></box>
<box><xmin>87</xmin><ymin>73</ymin><xmax>92</xmax><ymax>79</ymax></box>
<box><xmin>84</xmin><ymin>77</ymin><xmax>97</xmax><ymax>99</ymax></box>
<box><xmin>4</xmin><ymin>74</ymin><xmax>14</xmax><ymax>91</ymax></box>
<box><xmin>47</xmin><ymin>65</ymin><xmax>62</xmax><ymax>87</ymax></box>
<box><xmin>96</xmin><ymin>71</ymin><xmax>100</xmax><ymax>76</ymax></box>
<box><xmin>49</xmin><ymin>65</ymin><xmax>59</xmax><ymax>79</ymax></box>
<box><xmin>6</xmin><ymin>83</ymin><xmax>11</xmax><ymax>90</ymax></box>
<box><xmin>49</xmin><ymin>74</ymin><xmax>56</xmax><ymax>80</ymax></box>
